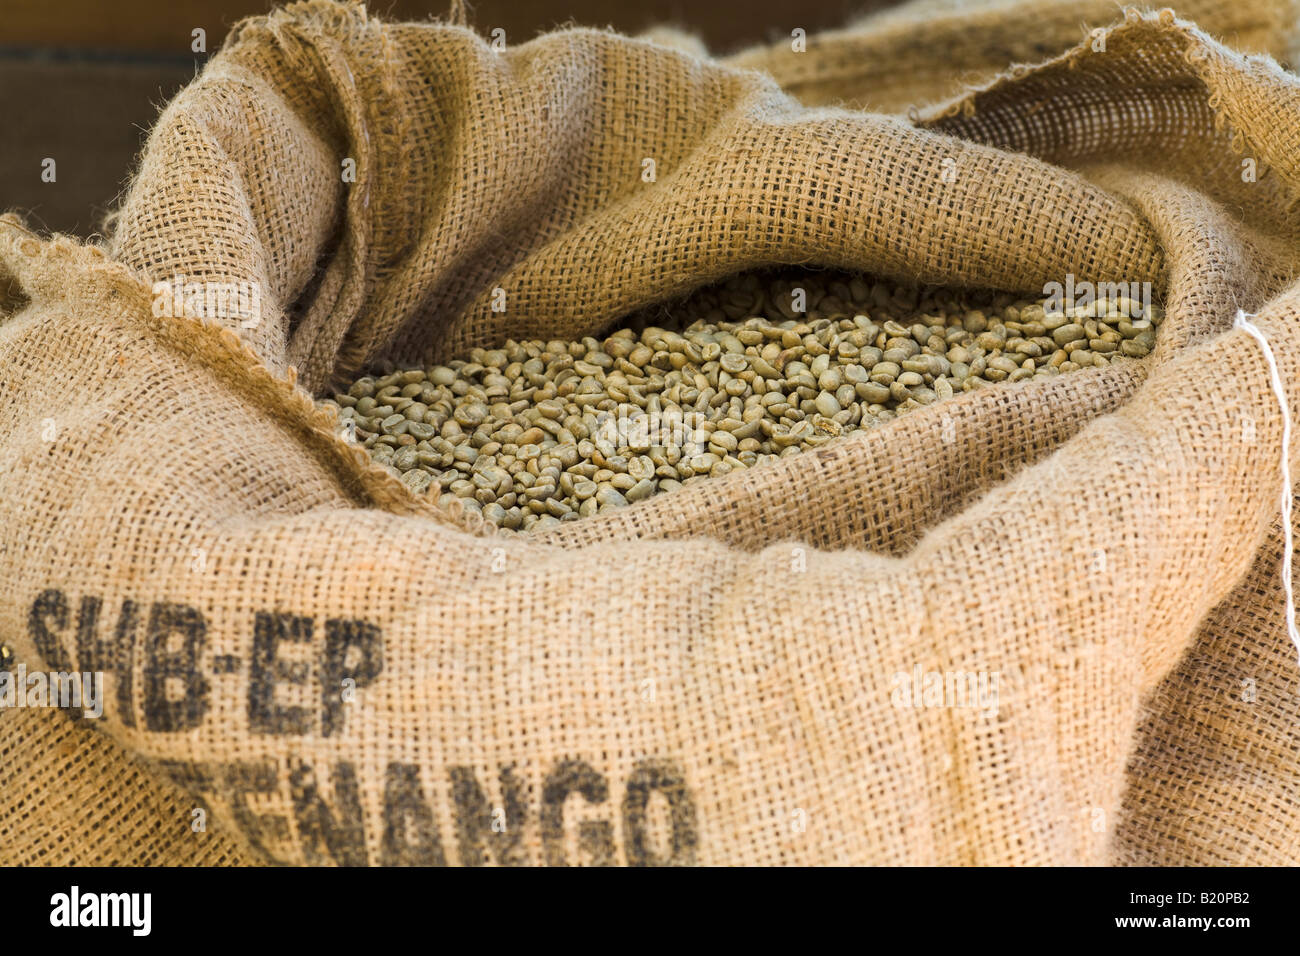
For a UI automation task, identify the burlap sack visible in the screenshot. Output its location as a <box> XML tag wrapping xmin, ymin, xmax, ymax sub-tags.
<box><xmin>4</xmin><ymin>0</ymin><xmax>1300</xmax><ymax>865</ymax></box>
<box><xmin>725</xmin><ymin>0</ymin><xmax>1300</xmax><ymax>113</ymax></box>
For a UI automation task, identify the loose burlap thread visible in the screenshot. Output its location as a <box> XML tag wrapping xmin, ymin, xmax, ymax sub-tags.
<box><xmin>4</xmin><ymin>0</ymin><xmax>1300</xmax><ymax>865</ymax></box>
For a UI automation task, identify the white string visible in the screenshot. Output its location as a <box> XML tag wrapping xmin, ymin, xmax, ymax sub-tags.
<box><xmin>1234</xmin><ymin>310</ymin><xmax>1300</xmax><ymax>665</ymax></box>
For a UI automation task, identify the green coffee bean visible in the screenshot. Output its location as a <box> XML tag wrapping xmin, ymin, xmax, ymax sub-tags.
<box><xmin>324</xmin><ymin>271</ymin><xmax>1160</xmax><ymax>528</ymax></box>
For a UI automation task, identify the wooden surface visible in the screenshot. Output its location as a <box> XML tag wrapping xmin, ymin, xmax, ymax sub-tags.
<box><xmin>5</xmin><ymin>0</ymin><xmax>881</xmax><ymax>55</ymax></box>
<box><xmin>2</xmin><ymin>55</ymin><xmax>198</xmax><ymax>236</ymax></box>
<box><xmin>2</xmin><ymin>0</ymin><xmax>889</xmax><ymax>236</ymax></box>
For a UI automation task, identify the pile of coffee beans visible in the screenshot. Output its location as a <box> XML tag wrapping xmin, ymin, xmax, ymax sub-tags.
<box><xmin>322</xmin><ymin>272</ymin><xmax>1160</xmax><ymax>530</ymax></box>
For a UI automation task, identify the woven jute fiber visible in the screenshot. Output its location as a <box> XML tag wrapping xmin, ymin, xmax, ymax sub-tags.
<box><xmin>726</xmin><ymin>0</ymin><xmax>1300</xmax><ymax>113</ymax></box>
<box><xmin>4</xmin><ymin>0</ymin><xmax>1300</xmax><ymax>865</ymax></box>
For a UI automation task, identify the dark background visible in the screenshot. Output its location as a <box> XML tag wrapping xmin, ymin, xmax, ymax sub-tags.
<box><xmin>4</xmin><ymin>0</ymin><xmax>891</xmax><ymax>237</ymax></box>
